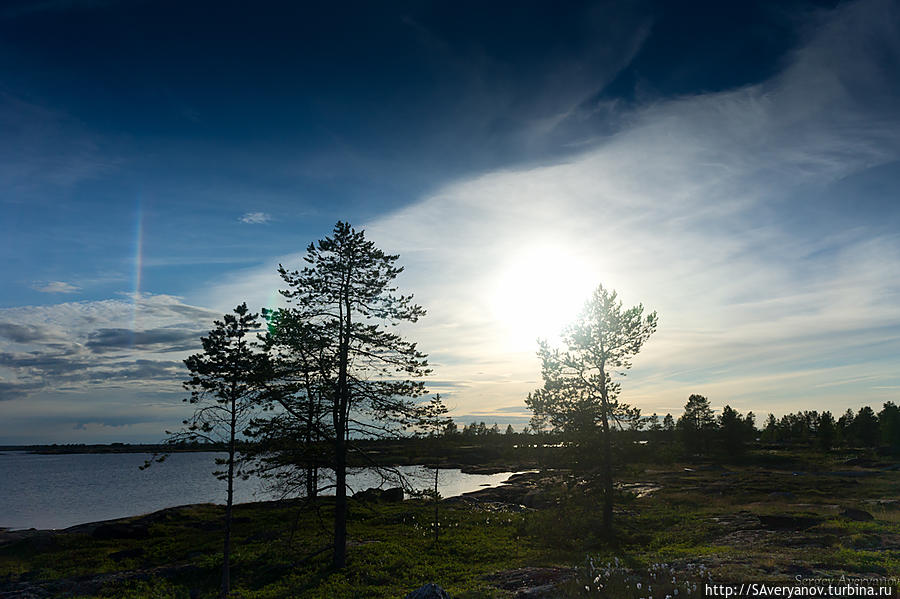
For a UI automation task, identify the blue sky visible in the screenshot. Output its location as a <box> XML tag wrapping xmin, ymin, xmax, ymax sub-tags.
<box><xmin>1</xmin><ymin>0</ymin><xmax>899</xmax><ymax>443</ymax></box>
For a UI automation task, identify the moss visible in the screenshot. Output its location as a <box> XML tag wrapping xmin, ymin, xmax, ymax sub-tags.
<box><xmin>3</xmin><ymin>455</ymin><xmax>899</xmax><ymax>597</ymax></box>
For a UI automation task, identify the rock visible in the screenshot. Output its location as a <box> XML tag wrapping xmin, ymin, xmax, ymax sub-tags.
<box><xmin>382</xmin><ymin>487</ymin><xmax>404</xmax><ymax>502</ymax></box>
<box><xmin>459</xmin><ymin>465</ymin><xmax>509</xmax><ymax>474</ymax></box>
<box><xmin>485</xmin><ymin>567</ymin><xmax>575</xmax><ymax>597</ymax></box>
<box><xmin>91</xmin><ymin>523</ymin><xmax>149</xmax><ymax>540</ymax></box>
<box><xmin>354</xmin><ymin>487</ymin><xmax>381</xmax><ymax>501</ymax></box>
<box><xmin>404</xmin><ymin>583</ymin><xmax>451</xmax><ymax>598</ymax></box>
<box><xmin>710</xmin><ymin>511</ymin><xmax>759</xmax><ymax>530</ymax></box>
<box><xmin>353</xmin><ymin>487</ymin><xmax>405</xmax><ymax>502</ymax></box>
<box><xmin>521</xmin><ymin>489</ymin><xmax>552</xmax><ymax>509</ymax></box>
<box><xmin>840</xmin><ymin>507</ymin><xmax>874</xmax><ymax>521</ymax></box>
<box><xmin>758</xmin><ymin>515</ymin><xmax>822</xmax><ymax>530</ymax></box>
<box><xmin>618</xmin><ymin>482</ymin><xmax>662</xmax><ymax>498</ymax></box>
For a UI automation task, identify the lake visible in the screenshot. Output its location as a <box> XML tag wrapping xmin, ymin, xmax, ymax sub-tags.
<box><xmin>0</xmin><ymin>451</ymin><xmax>516</xmax><ymax>530</ymax></box>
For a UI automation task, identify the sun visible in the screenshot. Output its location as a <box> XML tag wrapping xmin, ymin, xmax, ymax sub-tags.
<box><xmin>489</xmin><ymin>245</ymin><xmax>596</xmax><ymax>350</ymax></box>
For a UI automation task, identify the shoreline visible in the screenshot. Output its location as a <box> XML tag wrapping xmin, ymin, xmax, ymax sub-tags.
<box><xmin>0</xmin><ymin>469</ymin><xmax>534</xmax><ymax>535</ymax></box>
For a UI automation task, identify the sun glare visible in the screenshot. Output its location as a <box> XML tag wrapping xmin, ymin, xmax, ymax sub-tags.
<box><xmin>490</xmin><ymin>245</ymin><xmax>596</xmax><ymax>350</ymax></box>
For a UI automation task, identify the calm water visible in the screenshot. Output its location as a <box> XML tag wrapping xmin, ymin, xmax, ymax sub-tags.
<box><xmin>0</xmin><ymin>451</ymin><xmax>515</xmax><ymax>530</ymax></box>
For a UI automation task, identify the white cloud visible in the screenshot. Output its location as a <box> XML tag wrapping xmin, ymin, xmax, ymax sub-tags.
<box><xmin>199</xmin><ymin>0</ymin><xmax>900</xmax><ymax>422</ymax></box>
<box><xmin>0</xmin><ymin>293</ymin><xmax>221</xmax><ymax>402</ymax></box>
<box><xmin>32</xmin><ymin>280</ymin><xmax>80</xmax><ymax>293</ymax></box>
<box><xmin>358</xmin><ymin>0</ymin><xmax>900</xmax><ymax>420</ymax></box>
<box><xmin>239</xmin><ymin>211</ymin><xmax>272</xmax><ymax>224</ymax></box>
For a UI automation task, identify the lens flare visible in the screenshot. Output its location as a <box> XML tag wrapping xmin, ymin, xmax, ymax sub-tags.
<box><xmin>130</xmin><ymin>197</ymin><xmax>144</xmax><ymax>345</ymax></box>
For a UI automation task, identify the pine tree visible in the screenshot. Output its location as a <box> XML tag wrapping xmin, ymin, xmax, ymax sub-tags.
<box><xmin>526</xmin><ymin>284</ymin><xmax>657</xmax><ymax>534</ymax></box>
<box><xmin>264</xmin><ymin>222</ymin><xmax>430</xmax><ymax>568</ymax></box>
<box><xmin>678</xmin><ymin>394</ymin><xmax>717</xmax><ymax>454</ymax></box>
<box><xmin>245</xmin><ymin>311</ymin><xmax>333</xmax><ymax>501</ymax></box>
<box><xmin>878</xmin><ymin>402</ymin><xmax>900</xmax><ymax>453</ymax></box>
<box><xmin>818</xmin><ymin>411</ymin><xmax>836</xmax><ymax>451</ymax></box>
<box><xmin>150</xmin><ymin>303</ymin><xmax>266</xmax><ymax>598</ymax></box>
<box><xmin>418</xmin><ymin>394</ymin><xmax>452</xmax><ymax>544</ymax></box>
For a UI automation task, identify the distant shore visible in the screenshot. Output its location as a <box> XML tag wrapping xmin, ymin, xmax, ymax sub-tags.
<box><xmin>0</xmin><ymin>443</ymin><xmax>222</xmax><ymax>454</ymax></box>
<box><xmin>0</xmin><ymin>442</ymin><xmax>535</xmax><ymax>475</ymax></box>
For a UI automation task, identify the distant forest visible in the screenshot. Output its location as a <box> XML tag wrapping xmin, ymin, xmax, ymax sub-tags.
<box><xmin>495</xmin><ymin>395</ymin><xmax>900</xmax><ymax>458</ymax></box>
<box><xmin>14</xmin><ymin>396</ymin><xmax>899</xmax><ymax>460</ymax></box>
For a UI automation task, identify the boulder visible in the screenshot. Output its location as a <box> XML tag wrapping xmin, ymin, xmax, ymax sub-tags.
<box><xmin>353</xmin><ymin>487</ymin><xmax>405</xmax><ymax>502</ymax></box>
<box><xmin>404</xmin><ymin>583</ymin><xmax>451</xmax><ymax>598</ymax></box>
<box><xmin>353</xmin><ymin>487</ymin><xmax>381</xmax><ymax>501</ymax></box>
<box><xmin>382</xmin><ymin>487</ymin><xmax>405</xmax><ymax>502</ymax></box>
<box><xmin>840</xmin><ymin>507</ymin><xmax>874</xmax><ymax>521</ymax></box>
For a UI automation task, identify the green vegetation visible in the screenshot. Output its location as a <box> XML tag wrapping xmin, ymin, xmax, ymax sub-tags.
<box><xmin>3</xmin><ymin>445</ymin><xmax>898</xmax><ymax>597</ymax></box>
<box><xmin>1</xmin><ymin>498</ymin><xmax>540</xmax><ymax>598</ymax></box>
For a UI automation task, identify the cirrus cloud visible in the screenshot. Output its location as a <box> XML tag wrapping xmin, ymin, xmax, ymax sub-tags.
<box><xmin>32</xmin><ymin>280</ymin><xmax>80</xmax><ymax>294</ymax></box>
<box><xmin>239</xmin><ymin>211</ymin><xmax>272</xmax><ymax>224</ymax></box>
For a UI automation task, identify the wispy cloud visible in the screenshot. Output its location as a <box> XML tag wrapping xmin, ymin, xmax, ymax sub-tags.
<box><xmin>32</xmin><ymin>280</ymin><xmax>80</xmax><ymax>294</ymax></box>
<box><xmin>0</xmin><ymin>293</ymin><xmax>220</xmax><ymax>403</ymax></box>
<box><xmin>355</xmin><ymin>0</ymin><xmax>900</xmax><ymax>420</ymax></box>
<box><xmin>189</xmin><ymin>0</ymin><xmax>900</xmax><ymax>425</ymax></box>
<box><xmin>239</xmin><ymin>211</ymin><xmax>272</xmax><ymax>224</ymax></box>
<box><xmin>0</xmin><ymin>93</ymin><xmax>118</xmax><ymax>202</ymax></box>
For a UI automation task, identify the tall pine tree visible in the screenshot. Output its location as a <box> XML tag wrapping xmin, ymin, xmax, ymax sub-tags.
<box><xmin>265</xmin><ymin>222</ymin><xmax>430</xmax><ymax>568</ymax></box>
<box><xmin>149</xmin><ymin>303</ymin><xmax>266</xmax><ymax>598</ymax></box>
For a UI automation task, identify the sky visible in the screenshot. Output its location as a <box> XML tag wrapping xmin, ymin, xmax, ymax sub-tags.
<box><xmin>1</xmin><ymin>0</ymin><xmax>899</xmax><ymax>443</ymax></box>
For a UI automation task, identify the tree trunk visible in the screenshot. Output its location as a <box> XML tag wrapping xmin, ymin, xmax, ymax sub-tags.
<box><xmin>333</xmin><ymin>433</ymin><xmax>347</xmax><ymax>568</ymax></box>
<box><xmin>599</xmin><ymin>406</ymin><xmax>613</xmax><ymax>536</ymax></box>
<box><xmin>305</xmin><ymin>381</ymin><xmax>318</xmax><ymax>500</ymax></box>
<box><xmin>599</xmin><ymin>362</ymin><xmax>613</xmax><ymax>536</ymax></box>
<box><xmin>222</xmin><ymin>400</ymin><xmax>236</xmax><ymax>598</ymax></box>
<box><xmin>332</xmin><ymin>268</ymin><xmax>352</xmax><ymax>569</ymax></box>
<box><xmin>433</xmin><ymin>466</ymin><xmax>439</xmax><ymax>544</ymax></box>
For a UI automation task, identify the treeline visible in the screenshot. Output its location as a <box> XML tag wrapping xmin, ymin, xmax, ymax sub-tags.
<box><xmin>2</xmin><ymin>442</ymin><xmax>234</xmax><ymax>454</ymax></box>
<box><xmin>759</xmin><ymin>403</ymin><xmax>900</xmax><ymax>451</ymax></box>
<box><xmin>453</xmin><ymin>422</ymin><xmax>516</xmax><ymax>437</ymax></box>
<box><xmin>431</xmin><ymin>395</ymin><xmax>900</xmax><ymax>459</ymax></box>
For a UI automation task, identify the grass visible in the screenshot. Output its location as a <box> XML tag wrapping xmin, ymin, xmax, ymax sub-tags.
<box><xmin>2</xmin><ymin>500</ymin><xmax>545</xmax><ymax>598</ymax></box>
<box><xmin>2</xmin><ymin>448</ymin><xmax>899</xmax><ymax>597</ymax></box>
